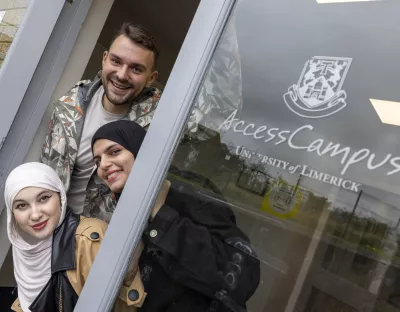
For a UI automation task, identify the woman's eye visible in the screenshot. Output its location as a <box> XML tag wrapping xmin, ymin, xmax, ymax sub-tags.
<box><xmin>16</xmin><ymin>203</ymin><xmax>27</xmax><ymax>210</ymax></box>
<box><xmin>40</xmin><ymin>195</ymin><xmax>51</xmax><ymax>202</ymax></box>
<box><xmin>110</xmin><ymin>149</ymin><xmax>120</xmax><ymax>156</ymax></box>
<box><xmin>111</xmin><ymin>59</ymin><xmax>120</xmax><ymax>65</ymax></box>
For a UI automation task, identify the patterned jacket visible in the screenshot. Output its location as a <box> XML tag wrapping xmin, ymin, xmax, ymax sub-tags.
<box><xmin>41</xmin><ymin>77</ymin><xmax>161</xmax><ymax>219</ymax></box>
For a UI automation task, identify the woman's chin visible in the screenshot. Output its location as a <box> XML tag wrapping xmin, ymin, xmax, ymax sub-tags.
<box><xmin>105</xmin><ymin>175</ymin><xmax>127</xmax><ymax>195</ymax></box>
<box><xmin>23</xmin><ymin>228</ymin><xmax>53</xmax><ymax>243</ymax></box>
<box><xmin>110</xmin><ymin>182</ymin><xmax>124</xmax><ymax>194</ymax></box>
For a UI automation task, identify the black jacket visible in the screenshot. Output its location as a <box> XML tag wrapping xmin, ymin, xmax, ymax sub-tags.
<box><xmin>138</xmin><ymin>180</ymin><xmax>260</xmax><ymax>312</ymax></box>
<box><xmin>29</xmin><ymin>209</ymin><xmax>80</xmax><ymax>312</ymax></box>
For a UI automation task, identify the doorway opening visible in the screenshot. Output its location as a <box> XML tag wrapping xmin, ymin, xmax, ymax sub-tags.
<box><xmin>0</xmin><ymin>0</ymin><xmax>200</xmax><ymax>309</ymax></box>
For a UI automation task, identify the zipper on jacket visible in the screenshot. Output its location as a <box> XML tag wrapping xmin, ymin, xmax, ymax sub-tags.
<box><xmin>59</xmin><ymin>278</ymin><xmax>63</xmax><ymax>312</ymax></box>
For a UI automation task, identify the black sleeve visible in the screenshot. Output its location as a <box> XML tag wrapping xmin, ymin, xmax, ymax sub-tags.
<box><xmin>142</xmin><ymin>195</ymin><xmax>260</xmax><ymax>310</ymax></box>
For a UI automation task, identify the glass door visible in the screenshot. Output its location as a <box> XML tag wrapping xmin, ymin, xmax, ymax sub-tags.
<box><xmin>76</xmin><ymin>0</ymin><xmax>400</xmax><ymax>311</ymax></box>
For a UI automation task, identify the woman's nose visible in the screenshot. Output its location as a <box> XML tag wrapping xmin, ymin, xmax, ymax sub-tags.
<box><xmin>99</xmin><ymin>157</ymin><xmax>111</xmax><ymax>170</ymax></box>
<box><xmin>30</xmin><ymin>205</ymin><xmax>43</xmax><ymax>221</ymax></box>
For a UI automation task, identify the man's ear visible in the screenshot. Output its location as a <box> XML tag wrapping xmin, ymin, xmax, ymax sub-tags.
<box><xmin>102</xmin><ymin>51</ymin><xmax>109</xmax><ymax>65</ymax></box>
<box><xmin>147</xmin><ymin>70</ymin><xmax>158</xmax><ymax>87</ymax></box>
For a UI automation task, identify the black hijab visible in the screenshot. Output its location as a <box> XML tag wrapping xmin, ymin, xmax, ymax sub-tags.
<box><xmin>91</xmin><ymin>120</ymin><xmax>147</xmax><ymax>158</ymax></box>
<box><xmin>91</xmin><ymin>120</ymin><xmax>147</xmax><ymax>200</ymax></box>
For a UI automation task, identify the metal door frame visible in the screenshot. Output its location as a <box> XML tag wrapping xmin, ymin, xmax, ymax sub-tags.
<box><xmin>74</xmin><ymin>0</ymin><xmax>236</xmax><ymax>310</ymax></box>
<box><xmin>0</xmin><ymin>0</ymin><xmax>65</xmax><ymax>153</ymax></box>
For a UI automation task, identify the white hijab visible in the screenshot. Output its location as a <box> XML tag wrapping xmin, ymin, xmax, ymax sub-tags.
<box><xmin>4</xmin><ymin>162</ymin><xmax>67</xmax><ymax>312</ymax></box>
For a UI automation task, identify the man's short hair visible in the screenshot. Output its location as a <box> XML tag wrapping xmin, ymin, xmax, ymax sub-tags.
<box><xmin>110</xmin><ymin>23</ymin><xmax>160</xmax><ymax>68</ymax></box>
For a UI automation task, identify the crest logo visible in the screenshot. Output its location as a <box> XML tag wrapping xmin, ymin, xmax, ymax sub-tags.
<box><xmin>284</xmin><ymin>56</ymin><xmax>352</xmax><ymax>118</ymax></box>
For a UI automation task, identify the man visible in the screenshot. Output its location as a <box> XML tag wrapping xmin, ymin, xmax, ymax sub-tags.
<box><xmin>41</xmin><ymin>23</ymin><xmax>161</xmax><ymax>215</ymax></box>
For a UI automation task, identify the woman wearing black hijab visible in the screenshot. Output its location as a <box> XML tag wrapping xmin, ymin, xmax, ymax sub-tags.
<box><xmin>89</xmin><ymin>120</ymin><xmax>260</xmax><ymax>312</ymax></box>
<box><xmin>90</xmin><ymin>120</ymin><xmax>149</xmax><ymax>200</ymax></box>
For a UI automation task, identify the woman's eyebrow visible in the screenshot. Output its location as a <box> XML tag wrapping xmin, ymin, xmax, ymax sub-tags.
<box><xmin>93</xmin><ymin>144</ymin><xmax>119</xmax><ymax>159</ymax></box>
<box><xmin>104</xmin><ymin>144</ymin><xmax>119</xmax><ymax>153</ymax></box>
<box><xmin>37</xmin><ymin>190</ymin><xmax>50</xmax><ymax>198</ymax></box>
<box><xmin>13</xmin><ymin>191</ymin><xmax>52</xmax><ymax>204</ymax></box>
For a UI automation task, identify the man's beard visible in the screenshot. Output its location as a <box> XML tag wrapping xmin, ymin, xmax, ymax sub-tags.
<box><xmin>104</xmin><ymin>86</ymin><xmax>131</xmax><ymax>105</ymax></box>
<box><xmin>103</xmin><ymin>76</ymin><xmax>137</xmax><ymax>105</ymax></box>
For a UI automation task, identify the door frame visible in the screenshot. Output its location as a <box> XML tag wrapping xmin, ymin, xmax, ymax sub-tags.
<box><xmin>0</xmin><ymin>0</ymin><xmax>65</xmax><ymax>154</ymax></box>
<box><xmin>74</xmin><ymin>0</ymin><xmax>237</xmax><ymax>310</ymax></box>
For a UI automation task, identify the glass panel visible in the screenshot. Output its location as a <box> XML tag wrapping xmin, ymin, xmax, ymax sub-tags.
<box><xmin>304</xmin><ymin>287</ymin><xmax>357</xmax><ymax>312</ymax></box>
<box><xmin>0</xmin><ymin>0</ymin><xmax>29</xmax><ymax>67</ymax></box>
<box><xmin>123</xmin><ymin>0</ymin><xmax>400</xmax><ymax>311</ymax></box>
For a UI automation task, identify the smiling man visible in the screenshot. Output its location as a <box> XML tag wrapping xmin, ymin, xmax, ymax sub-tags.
<box><xmin>41</xmin><ymin>23</ymin><xmax>161</xmax><ymax>215</ymax></box>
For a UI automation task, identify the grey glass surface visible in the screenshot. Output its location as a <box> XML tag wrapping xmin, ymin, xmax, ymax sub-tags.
<box><xmin>230</xmin><ymin>0</ymin><xmax>400</xmax><ymax>199</ymax></box>
<box><xmin>167</xmin><ymin>0</ymin><xmax>400</xmax><ymax>311</ymax></box>
<box><xmin>77</xmin><ymin>0</ymin><xmax>400</xmax><ymax>311</ymax></box>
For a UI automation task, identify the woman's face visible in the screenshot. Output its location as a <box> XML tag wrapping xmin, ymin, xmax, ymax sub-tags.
<box><xmin>12</xmin><ymin>187</ymin><xmax>61</xmax><ymax>241</ymax></box>
<box><xmin>93</xmin><ymin>139</ymin><xmax>135</xmax><ymax>193</ymax></box>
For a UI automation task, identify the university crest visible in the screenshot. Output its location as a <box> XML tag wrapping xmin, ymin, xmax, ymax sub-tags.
<box><xmin>284</xmin><ymin>56</ymin><xmax>352</xmax><ymax>118</ymax></box>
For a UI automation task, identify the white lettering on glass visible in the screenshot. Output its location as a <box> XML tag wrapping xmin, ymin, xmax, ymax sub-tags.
<box><xmin>220</xmin><ymin>112</ymin><xmax>400</xmax><ymax>177</ymax></box>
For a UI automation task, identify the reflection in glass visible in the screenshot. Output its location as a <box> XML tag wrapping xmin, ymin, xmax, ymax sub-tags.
<box><xmin>165</xmin><ymin>0</ymin><xmax>400</xmax><ymax>310</ymax></box>
<box><xmin>0</xmin><ymin>0</ymin><xmax>28</xmax><ymax>68</ymax></box>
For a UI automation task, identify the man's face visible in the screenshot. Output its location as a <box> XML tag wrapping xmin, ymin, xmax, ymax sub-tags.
<box><xmin>102</xmin><ymin>35</ymin><xmax>158</xmax><ymax>106</ymax></box>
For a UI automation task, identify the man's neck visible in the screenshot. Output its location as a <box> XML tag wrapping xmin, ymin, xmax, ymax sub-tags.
<box><xmin>102</xmin><ymin>95</ymin><xmax>131</xmax><ymax>115</ymax></box>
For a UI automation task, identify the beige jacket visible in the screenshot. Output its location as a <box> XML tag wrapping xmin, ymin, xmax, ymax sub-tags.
<box><xmin>11</xmin><ymin>217</ymin><xmax>145</xmax><ymax>312</ymax></box>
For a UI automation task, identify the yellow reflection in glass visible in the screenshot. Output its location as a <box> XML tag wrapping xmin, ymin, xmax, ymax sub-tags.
<box><xmin>260</xmin><ymin>179</ymin><xmax>305</xmax><ymax>219</ymax></box>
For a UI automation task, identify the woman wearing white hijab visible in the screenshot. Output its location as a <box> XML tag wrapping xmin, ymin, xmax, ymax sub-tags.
<box><xmin>5</xmin><ymin>162</ymin><xmax>145</xmax><ymax>312</ymax></box>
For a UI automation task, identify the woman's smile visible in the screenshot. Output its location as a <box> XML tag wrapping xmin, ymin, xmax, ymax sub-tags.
<box><xmin>106</xmin><ymin>170</ymin><xmax>122</xmax><ymax>183</ymax></box>
<box><xmin>31</xmin><ymin>220</ymin><xmax>49</xmax><ymax>231</ymax></box>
